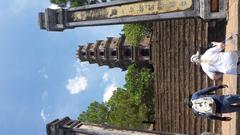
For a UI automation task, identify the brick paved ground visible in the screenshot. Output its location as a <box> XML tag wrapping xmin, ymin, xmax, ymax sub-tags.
<box><xmin>151</xmin><ymin>18</ymin><xmax>226</xmax><ymax>135</ymax></box>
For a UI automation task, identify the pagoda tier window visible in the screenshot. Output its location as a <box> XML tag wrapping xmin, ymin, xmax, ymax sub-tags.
<box><xmin>111</xmin><ymin>50</ymin><xmax>117</xmax><ymax>56</ymax></box>
<box><xmin>56</xmin><ymin>13</ymin><xmax>59</xmax><ymax>24</ymax></box>
<box><xmin>99</xmin><ymin>51</ymin><xmax>104</xmax><ymax>56</ymax></box>
<box><xmin>90</xmin><ymin>51</ymin><xmax>94</xmax><ymax>56</ymax></box>
<box><xmin>124</xmin><ymin>48</ymin><xmax>131</xmax><ymax>57</ymax></box>
<box><xmin>81</xmin><ymin>52</ymin><xmax>86</xmax><ymax>56</ymax></box>
<box><xmin>140</xmin><ymin>48</ymin><xmax>149</xmax><ymax>56</ymax></box>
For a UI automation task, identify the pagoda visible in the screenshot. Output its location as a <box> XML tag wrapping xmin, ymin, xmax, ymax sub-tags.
<box><xmin>77</xmin><ymin>35</ymin><xmax>151</xmax><ymax>70</ymax></box>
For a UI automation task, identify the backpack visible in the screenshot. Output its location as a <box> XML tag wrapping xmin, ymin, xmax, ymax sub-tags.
<box><xmin>191</xmin><ymin>97</ymin><xmax>216</xmax><ymax>115</ymax></box>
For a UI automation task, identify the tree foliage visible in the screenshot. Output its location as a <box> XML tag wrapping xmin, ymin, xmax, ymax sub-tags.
<box><xmin>78</xmin><ymin>65</ymin><xmax>154</xmax><ymax>129</ymax></box>
<box><xmin>50</xmin><ymin>0</ymin><xmax>106</xmax><ymax>7</ymax></box>
<box><xmin>124</xmin><ymin>64</ymin><xmax>154</xmax><ymax>121</ymax></box>
<box><xmin>122</xmin><ymin>23</ymin><xmax>152</xmax><ymax>46</ymax></box>
<box><xmin>107</xmin><ymin>88</ymin><xmax>148</xmax><ymax>129</ymax></box>
<box><xmin>78</xmin><ymin>101</ymin><xmax>108</xmax><ymax>124</ymax></box>
<box><xmin>50</xmin><ymin>0</ymin><xmax>68</xmax><ymax>5</ymax></box>
<box><xmin>71</xmin><ymin>0</ymin><xmax>88</xmax><ymax>7</ymax></box>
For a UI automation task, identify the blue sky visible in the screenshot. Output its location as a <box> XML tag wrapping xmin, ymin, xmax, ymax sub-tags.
<box><xmin>0</xmin><ymin>1</ymin><xmax>126</xmax><ymax>135</ymax></box>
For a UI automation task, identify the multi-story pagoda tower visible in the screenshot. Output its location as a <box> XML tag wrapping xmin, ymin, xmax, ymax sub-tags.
<box><xmin>77</xmin><ymin>35</ymin><xmax>151</xmax><ymax>70</ymax></box>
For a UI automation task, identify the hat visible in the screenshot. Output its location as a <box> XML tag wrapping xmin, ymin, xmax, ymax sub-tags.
<box><xmin>190</xmin><ymin>51</ymin><xmax>200</xmax><ymax>63</ymax></box>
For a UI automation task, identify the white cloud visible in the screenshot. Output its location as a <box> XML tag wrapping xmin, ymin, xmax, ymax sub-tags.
<box><xmin>75</xmin><ymin>61</ymin><xmax>89</xmax><ymax>73</ymax></box>
<box><xmin>40</xmin><ymin>109</ymin><xmax>47</xmax><ymax>123</ymax></box>
<box><xmin>66</xmin><ymin>76</ymin><xmax>88</xmax><ymax>94</ymax></box>
<box><xmin>65</xmin><ymin>61</ymin><xmax>90</xmax><ymax>94</ymax></box>
<box><xmin>103</xmin><ymin>72</ymin><xmax>109</xmax><ymax>82</ymax></box>
<box><xmin>41</xmin><ymin>91</ymin><xmax>48</xmax><ymax>101</ymax></box>
<box><xmin>49</xmin><ymin>4</ymin><xmax>60</xmax><ymax>9</ymax></box>
<box><xmin>38</xmin><ymin>67</ymin><xmax>49</xmax><ymax>79</ymax></box>
<box><xmin>103</xmin><ymin>83</ymin><xmax>117</xmax><ymax>102</ymax></box>
<box><xmin>38</xmin><ymin>67</ymin><xmax>46</xmax><ymax>73</ymax></box>
<box><xmin>43</xmin><ymin>74</ymin><xmax>49</xmax><ymax>79</ymax></box>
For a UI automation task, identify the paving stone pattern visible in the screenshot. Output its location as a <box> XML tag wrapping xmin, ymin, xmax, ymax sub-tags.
<box><xmin>151</xmin><ymin>18</ymin><xmax>226</xmax><ymax>135</ymax></box>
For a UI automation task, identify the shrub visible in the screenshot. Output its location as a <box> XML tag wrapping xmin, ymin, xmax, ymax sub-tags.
<box><xmin>122</xmin><ymin>23</ymin><xmax>152</xmax><ymax>46</ymax></box>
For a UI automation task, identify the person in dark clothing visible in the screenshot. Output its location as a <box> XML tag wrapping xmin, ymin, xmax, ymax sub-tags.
<box><xmin>184</xmin><ymin>85</ymin><xmax>240</xmax><ymax>121</ymax></box>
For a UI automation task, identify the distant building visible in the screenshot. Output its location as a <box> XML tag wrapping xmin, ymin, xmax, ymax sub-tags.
<box><xmin>77</xmin><ymin>34</ymin><xmax>151</xmax><ymax>70</ymax></box>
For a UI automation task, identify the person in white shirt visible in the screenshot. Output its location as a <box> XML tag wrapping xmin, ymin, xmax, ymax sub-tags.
<box><xmin>190</xmin><ymin>42</ymin><xmax>240</xmax><ymax>80</ymax></box>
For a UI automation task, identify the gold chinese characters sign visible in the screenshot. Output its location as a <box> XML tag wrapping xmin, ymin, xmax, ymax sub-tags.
<box><xmin>72</xmin><ymin>0</ymin><xmax>193</xmax><ymax>21</ymax></box>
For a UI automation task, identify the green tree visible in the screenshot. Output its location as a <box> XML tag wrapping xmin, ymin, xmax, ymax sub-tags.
<box><xmin>78</xmin><ymin>65</ymin><xmax>154</xmax><ymax>129</ymax></box>
<box><xmin>122</xmin><ymin>23</ymin><xmax>152</xmax><ymax>46</ymax></box>
<box><xmin>124</xmin><ymin>65</ymin><xmax>154</xmax><ymax>121</ymax></box>
<box><xmin>107</xmin><ymin>88</ymin><xmax>147</xmax><ymax>128</ymax></box>
<box><xmin>70</xmin><ymin>0</ymin><xmax>88</xmax><ymax>7</ymax></box>
<box><xmin>50</xmin><ymin>0</ymin><xmax>106</xmax><ymax>7</ymax></box>
<box><xmin>78</xmin><ymin>101</ymin><xmax>108</xmax><ymax>124</ymax></box>
<box><xmin>50</xmin><ymin>0</ymin><xmax>68</xmax><ymax>5</ymax></box>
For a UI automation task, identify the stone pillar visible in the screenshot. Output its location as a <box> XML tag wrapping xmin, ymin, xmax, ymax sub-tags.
<box><xmin>47</xmin><ymin>117</ymin><xmax>187</xmax><ymax>135</ymax></box>
<box><xmin>46</xmin><ymin>117</ymin><xmax>75</xmax><ymax>135</ymax></box>
<box><xmin>39</xmin><ymin>0</ymin><xmax>226</xmax><ymax>31</ymax></box>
